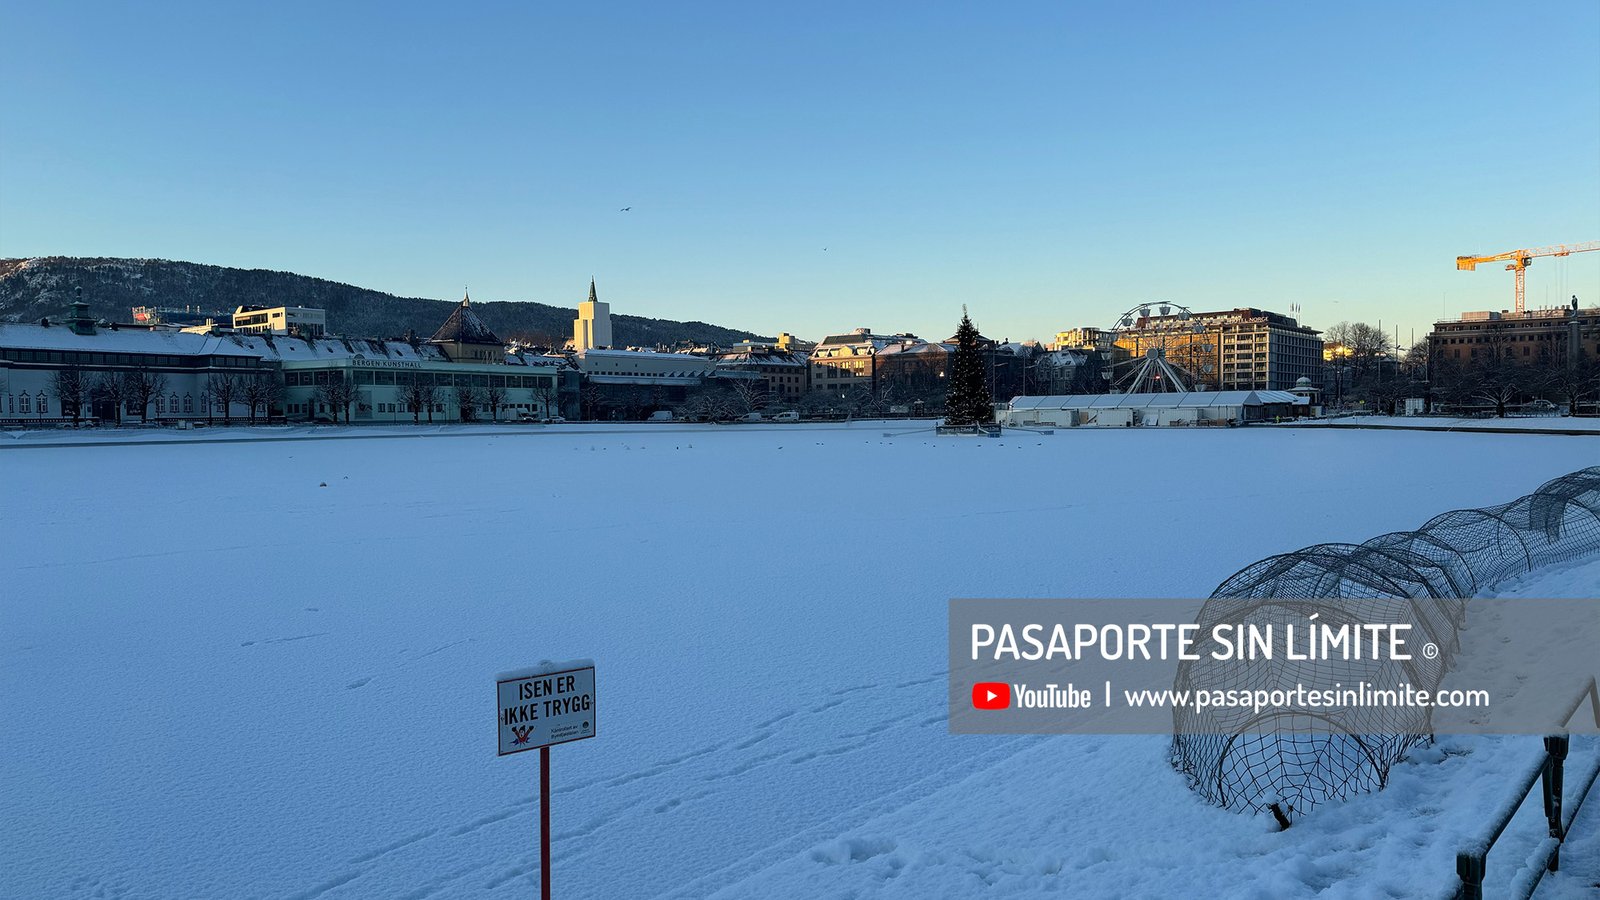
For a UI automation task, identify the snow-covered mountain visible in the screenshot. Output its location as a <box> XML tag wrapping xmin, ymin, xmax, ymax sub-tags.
<box><xmin>0</xmin><ymin>257</ymin><xmax>768</xmax><ymax>348</ymax></box>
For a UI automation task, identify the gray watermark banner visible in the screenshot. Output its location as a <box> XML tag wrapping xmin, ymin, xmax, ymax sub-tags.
<box><xmin>949</xmin><ymin>598</ymin><xmax>1600</xmax><ymax>736</ymax></box>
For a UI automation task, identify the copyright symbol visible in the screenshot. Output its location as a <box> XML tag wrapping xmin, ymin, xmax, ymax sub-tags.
<box><xmin>1422</xmin><ymin>642</ymin><xmax>1439</xmax><ymax>660</ymax></box>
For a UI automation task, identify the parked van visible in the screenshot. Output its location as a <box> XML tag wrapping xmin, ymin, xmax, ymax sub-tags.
<box><xmin>735</xmin><ymin>412</ymin><xmax>763</xmax><ymax>423</ymax></box>
<box><xmin>772</xmin><ymin>411</ymin><xmax>800</xmax><ymax>422</ymax></box>
<box><xmin>647</xmin><ymin>410</ymin><xmax>676</xmax><ymax>423</ymax></box>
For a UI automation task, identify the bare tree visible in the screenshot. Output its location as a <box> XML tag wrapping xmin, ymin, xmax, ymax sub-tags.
<box><xmin>1468</xmin><ymin>340</ymin><xmax>1530</xmax><ymax>418</ymax></box>
<box><xmin>122</xmin><ymin>368</ymin><xmax>168</xmax><ymax>422</ymax></box>
<box><xmin>241</xmin><ymin>374</ymin><xmax>285</xmax><ymax>424</ymax></box>
<box><xmin>455</xmin><ymin>384</ymin><xmax>482</xmax><ymax>422</ymax></box>
<box><xmin>840</xmin><ymin>385</ymin><xmax>879</xmax><ymax>420</ymax></box>
<box><xmin>1540</xmin><ymin>352</ymin><xmax>1600</xmax><ymax>416</ymax></box>
<box><xmin>314</xmin><ymin>372</ymin><xmax>358</xmax><ymax>424</ymax></box>
<box><xmin>1429</xmin><ymin>356</ymin><xmax>1475</xmax><ymax>414</ymax></box>
<box><xmin>1324</xmin><ymin>321</ymin><xmax>1394</xmax><ymax>386</ymax></box>
<box><xmin>796</xmin><ymin>392</ymin><xmax>834</xmax><ymax>419</ymax></box>
<box><xmin>726</xmin><ymin>378</ymin><xmax>770</xmax><ymax>414</ymax></box>
<box><xmin>94</xmin><ymin>372</ymin><xmax>128</xmax><ymax>425</ymax></box>
<box><xmin>400</xmin><ymin>372</ymin><xmax>426</xmax><ymax>424</ymax></box>
<box><xmin>580</xmin><ymin>382</ymin><xmax>603</xmax><ymax>421</ymax></box>
<box><xmin>207</xmin><ymin>374</ymin><xmax>241</xmax><ymax>424</ymax></box>
<box><xmin>530</xmin><ymin>379</ymin><xmax>559</xmax><ymax>420</ymax></box>
<box><xmin>1400</xmin><ymin>343</ymin><xmax>1429</xmax><ymax>378</ymax></box>
<box><xmin>483</xmin><ymin>380</ymin><xmax>507</xmax><ymax>422</ymax></box>
<box><xmin>51</xmin><ymin>365</ymin><xmax>90</xmax><ymax>425</ymax></box>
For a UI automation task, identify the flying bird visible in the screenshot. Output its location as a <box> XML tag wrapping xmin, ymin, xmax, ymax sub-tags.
<box><xmin>620</xmin><ymin>207</ymin><xmax>632</xmax><ymax>212</ymax></box>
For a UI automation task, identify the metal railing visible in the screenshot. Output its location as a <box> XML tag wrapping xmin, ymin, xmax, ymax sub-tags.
<box><xmin>1453</xmin><ymin>679</ymin><xmax>1600</xmax><ymax>900</ymax></box>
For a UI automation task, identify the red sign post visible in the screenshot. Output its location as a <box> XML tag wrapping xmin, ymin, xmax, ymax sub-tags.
<box><xmin>496</xmin><ymin>662</ymin><xmax>597</xmax><ymax>899</ymax></box>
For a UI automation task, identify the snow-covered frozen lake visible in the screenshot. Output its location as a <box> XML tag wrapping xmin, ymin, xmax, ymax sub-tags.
<box><xmin>3</xmin><ymin>424</ymin><xmax>1596</xmax><ymax>899</ymax></box>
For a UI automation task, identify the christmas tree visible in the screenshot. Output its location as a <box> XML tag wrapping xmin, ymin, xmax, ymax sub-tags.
<box><xmin>944</xmin><ymin>308</ymin><xmax>993</xmax><ymax>426</ymax></box>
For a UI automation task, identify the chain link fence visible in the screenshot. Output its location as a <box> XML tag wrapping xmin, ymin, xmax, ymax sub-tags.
<box><xmin>1172</xmin><ymin>466</ymin><xmax>1600</xmax><ymax>824</ymax></box>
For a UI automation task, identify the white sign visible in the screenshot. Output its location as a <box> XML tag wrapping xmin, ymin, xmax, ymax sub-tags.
<box><xmin>352</xmin><ymin>358</ymin><xmax>422</xmax><ymax>369</ymax></box>
<box><xmin>496</xmin><ymin>664</ymin><xmax>596</xmax><ymax>756</ymax></box>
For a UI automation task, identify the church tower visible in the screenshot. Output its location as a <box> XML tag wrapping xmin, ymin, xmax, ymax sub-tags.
<box><xmin>573</xmin><ymin>279</ymin><xmax>613</xmax><ymax>350</ymax></box>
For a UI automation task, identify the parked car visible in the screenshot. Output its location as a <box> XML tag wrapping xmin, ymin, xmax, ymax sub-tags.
<box><xmin>647</xmin><ymin>410</ymin><xmax>676</xmax><ymax>423</ymax></box>
<box><xmin>735</xmin><ymin>412</ymin><xmax>763</xmax><ymax>423</ymax></box>
<box><xmin>772</xmin><ymin>411</ymin><xmax>800</xmax><ymax>422</ymax></box>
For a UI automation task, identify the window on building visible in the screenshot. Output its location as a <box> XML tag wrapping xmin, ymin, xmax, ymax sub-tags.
<box><xmin>155</xmin><ymin>397</ymin><xmax>165</xmax><ymax>415</ymax></box>
<box><xmin>184</xmin><ymin>395</ymin><xmax>193</xmax><ymax>413</ymax></box>
<box><xmin>18</xmin><ymin>393</ymin><xmax>30</xmax><ymax>414</ymax></box>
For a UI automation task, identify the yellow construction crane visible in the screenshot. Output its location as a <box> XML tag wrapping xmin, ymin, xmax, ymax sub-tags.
<box><xmin>1456</xmin><ymin>241</ymin><xmax>1600</xmax><ymax>313</ymax></box>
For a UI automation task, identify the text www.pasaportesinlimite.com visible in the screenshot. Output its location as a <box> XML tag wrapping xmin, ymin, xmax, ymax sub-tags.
<box><xmin>1008</xmin><ymin>682</ymin><xmax>1491</xmax><ymax>715</ymax></box>
<box><xmin>1121</xmin><ymin>683</ymin><xmax>1490</xmax><ymax>715</ymax></box>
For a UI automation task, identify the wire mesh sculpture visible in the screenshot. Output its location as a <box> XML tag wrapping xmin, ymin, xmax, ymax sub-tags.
<box><xmin>1172</xmin><ymin>466</ymin><xmax>1600</xmax><ymax>824</ymax></box>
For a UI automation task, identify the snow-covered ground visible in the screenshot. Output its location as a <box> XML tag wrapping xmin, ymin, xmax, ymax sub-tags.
<box><xmin>2</xmin><ymin>424</ymin><xmax>1597</xmax><ymax>899</ymax></box>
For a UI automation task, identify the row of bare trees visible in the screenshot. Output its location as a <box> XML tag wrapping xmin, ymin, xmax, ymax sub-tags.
<box><xmin>1320</xmin><ymin>319</ymin><xmax>1600</xmax><ymax>417</ymax></box>
<box><xmin>31</xmin><ymin>366</ymin><xmax>562</xmax><ymax>428</ymax></box>
<box><xmin>669</xmin><ymin>380</ymin><xmax>774</xmax><ymax>422</ymax></box>
<box><xmin>45</xmin><ymin>366</ymin><xmax>170</xmax><ymax>425</ymax></box>
<box><xmin>207</xmin><ymin>373</ymin><xmax>284</xmax><ymax>424</ymax></box>
<box><xmin>38</xmin><ymin>366</ymin><xmax>290</xmax><ymax>426</ymax></box>
<box><xmin>1430</xmin><ymin>350</ymin><xmax>1600</xmax><ymax>417</ymax></box>
<box><xmin>385</xmin><ymin>372</ymin><xmax>535</xmax><ymax>424</ymax></box>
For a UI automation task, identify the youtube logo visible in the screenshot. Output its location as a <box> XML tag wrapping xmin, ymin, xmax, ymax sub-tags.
<box><xmin>971</xmin><ymin>682</ymin><xmax>1010</xmax><ymax>710</ymax></box>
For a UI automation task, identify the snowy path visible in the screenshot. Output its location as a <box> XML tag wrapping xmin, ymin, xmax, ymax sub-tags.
<box><xmin>3</xmin><ymin>426</ymin><xmax>1597</xmax><ymax>898</ymax></box>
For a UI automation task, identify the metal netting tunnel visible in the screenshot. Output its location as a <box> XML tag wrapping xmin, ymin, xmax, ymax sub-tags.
<box><xmin>1171</xmin><ymin>466</ymin><xmax>1600</xmax><ymax>823</ymax></box>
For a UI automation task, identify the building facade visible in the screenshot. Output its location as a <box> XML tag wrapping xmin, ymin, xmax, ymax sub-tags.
<box><xmin>1</xmin><ymin>301</ymin><xmax>277</xmax><ymax>424</ymax></box>
<box><xmin>808</xmin><ymin>328</ymin><xmax>920</xmax><ymax>396</ymax></box>
<box><xmin>1427</xmin><ymin>303</ymin><xmax>1599</xmax><ymax>367</ymax></box>
<box><xmin>713</xmin><ymin>345</ymin><xmax>809</xmax><ymax>401</ymax></box>
<box><xmin>1051</xmin><ymin>327</ymin><xmax>1109</xmax><ymax>351</ymax></box>
<box><xmin>232</xmin><ymin>305</ymin><xmax>327</xmax><ymax>338</ymax></box>
<box><xmin>1</xmin><ymin>297</ymin><xmax>577</xmax><ymax>425</ymax></box>
<box><xmin>1117</xmin><ymin>307</ymin><xmax>1323</xmax><ymax>391</ymax></box>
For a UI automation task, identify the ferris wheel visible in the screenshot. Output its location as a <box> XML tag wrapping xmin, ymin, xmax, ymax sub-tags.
<box><xmin>1099</xmin><ymin>302</ymin><xmax>1212</xmax><ymax>393</ymax></box>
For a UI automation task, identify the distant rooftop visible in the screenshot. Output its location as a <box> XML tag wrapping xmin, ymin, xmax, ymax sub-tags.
<box><xmin>430</xmin><ymin>295</ymin><xmax>502</xmax><ymax>345</ymax></box>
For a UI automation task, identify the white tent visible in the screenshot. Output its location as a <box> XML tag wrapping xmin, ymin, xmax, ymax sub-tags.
<box><xmin>1004</xmin><ymin>390</ymin><xmax>1306</xmax><ymax>427</ymax></box>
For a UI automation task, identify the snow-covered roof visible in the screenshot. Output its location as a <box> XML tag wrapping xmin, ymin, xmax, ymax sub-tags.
<box><xmin>578</xmin><ymin>348</ymin><xmax>709</xmax><ymax>360</ymax></box>
<box><xmin>505</xmin><ymin>352</ymin><xmax>571</xmax><ymax>369</ymax></box>
<box><xmin>875</xmin><ymin>341</ymin><xmax>952</xmax><ymax>358</ymax></box>
<box><xmin>0</xmin><ymin>322</ymin><xmax>260</xmax><ymax>357</ymax></box>
<box><xmin>815</xmin><ymin>332</ymin><xmax>912</xmax><ymax>351</ymax></box>
<box><xmin>1008</xmin><ymin>390</ymin><xmax>1307</xmax><ymax>411</ymax></box>
<box><xmin>429</xmin><ymin>300</ymin><xmax>502</xmax><ymax>345</ymax></box>
<box><xmin>223</xmin><ymin>333</ymin><xmax>450</xmax><ymax>364</ymax></box>
<box><xmin>714</xmin><ymin>353</ymin><xmax>806</xmax><ymax>368</ymax></box>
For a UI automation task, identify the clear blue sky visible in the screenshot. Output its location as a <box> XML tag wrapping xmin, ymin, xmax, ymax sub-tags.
<box><xmin>2</xmin><ymin>1</ymin><xmax>1597</xmax><ymax>346</ymax></box>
